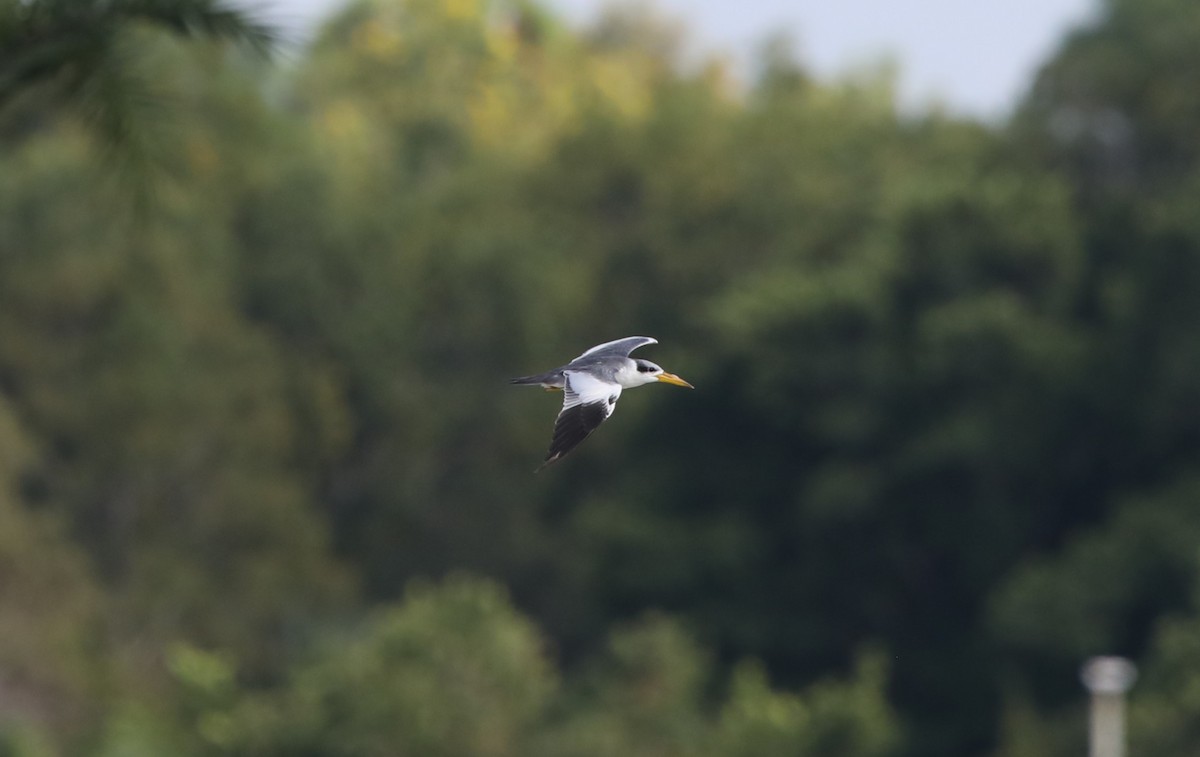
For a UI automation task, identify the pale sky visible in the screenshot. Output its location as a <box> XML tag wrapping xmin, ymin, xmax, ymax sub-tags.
<box><xmin>251</xmin><ymin>0</ymin><xmax>1099</xmax><ymax>119</ymax></box>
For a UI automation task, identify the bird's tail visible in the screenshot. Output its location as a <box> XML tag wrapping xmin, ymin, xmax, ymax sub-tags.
<box><xmin>509</xmin><ymin>370</ymin><xmax>565</xmax><ymax>390</ymax></box>
<box><xmin>510</xmin><ymin>369</ymin><xmax>554</xmax><ymax>384</ymax></box>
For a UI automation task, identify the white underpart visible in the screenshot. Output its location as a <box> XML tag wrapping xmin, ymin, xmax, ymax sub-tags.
<box><xmin>563</xmin><ymin>370</ymin><xmax>623</xmax><ymax>415</ymax></box>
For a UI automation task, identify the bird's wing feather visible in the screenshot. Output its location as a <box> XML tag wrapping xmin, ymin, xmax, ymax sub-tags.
<box><xmin>538</xmin><ymin>371</ymin><xmax>622</xmax><ymax>470</ymax></box>
<box><xmin>573</xmin><ymin>336</ymin><xmax>657</xmax><ymax>361</ymax></box>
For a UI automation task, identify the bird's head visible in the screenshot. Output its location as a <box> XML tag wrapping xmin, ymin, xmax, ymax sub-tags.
<box><xmin>633</xmin><ymin>359</ymin><xmax>694</xmax><ymax>388</ymax></box>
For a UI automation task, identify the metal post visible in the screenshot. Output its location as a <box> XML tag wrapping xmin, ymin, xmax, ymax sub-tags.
<box><xmin>1080</xmin><ymin>656</ymin><xmax>1137</xmax><ymax>757</ymax></box>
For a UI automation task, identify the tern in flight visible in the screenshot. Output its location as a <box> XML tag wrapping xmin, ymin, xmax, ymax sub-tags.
<box><xmin>510</xmin><ymin>336</ymin><xmax>693</xmax><ymax>470</ymax></box>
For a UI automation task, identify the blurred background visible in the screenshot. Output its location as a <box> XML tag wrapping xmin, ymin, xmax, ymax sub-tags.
<box><xmin>1</xmin><ymin>0</ymin><xmax>1199</xmax><ymax>755</ymax></box>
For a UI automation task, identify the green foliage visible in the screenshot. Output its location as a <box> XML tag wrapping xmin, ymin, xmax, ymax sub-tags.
<box><xmin>219</xmin><ymin>575</ymin><xmax>557</xmax><ymax>756</ymax></box>
<box><xmin>0</xmin><ymin>0</ymin><xmax>275</xmax><ymax>176</ymax></box>
<box><xmin>1129</xmin><ymin>590</ymin><xmax>1200</xmax><ymax>756</ymax></box>
<box><xmin>993</xmin><ymin>476</ymin><xmax>1200</xmax><ymax>661</ymax></box>
<box><xmin>89</xmin><ymin>577</ymin><xmax>896</xmax><ymax>757</ymax></box>
<box><xmin>535</xmin><ymin>615</ymin><xmax>709</xmax><ymax>757</ymax></box>
<box><xmin>0</xmin><ymin>397</ymin><xmax>103</xmax><ymax>747</ymax></box>
<box><xmin>1017</xmin><ymin>0</ymin><xmax>1200</xmax><ymax>196</ymax></box>
<box><xmin>3</xmin><ymin>0</ymin><xmax>1200</xmax><ymax>755</ymax></box>
<box><xmin>715</xmin><ymin>652</ymin><xmax>899</xmax><ymax>757</ymax></box>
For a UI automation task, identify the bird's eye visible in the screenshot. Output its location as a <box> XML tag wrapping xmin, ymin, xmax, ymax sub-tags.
<box><xmin>637</xmin><ymin>363</ymin><xmax>655</xmax><ymax>373</ymax></box>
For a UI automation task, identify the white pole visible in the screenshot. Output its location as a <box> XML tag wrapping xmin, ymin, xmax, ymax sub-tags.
<box><xmin>1080</xmin><ymin>656</ymin><xmax>1137</xmax><ymax>757</ymax></box>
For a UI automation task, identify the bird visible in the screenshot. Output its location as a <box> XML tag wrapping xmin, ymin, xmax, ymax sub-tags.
<box><xmin>510</xmin><ymin>336</ymin><xmax>693</xmax><ymax>471</ymax></box>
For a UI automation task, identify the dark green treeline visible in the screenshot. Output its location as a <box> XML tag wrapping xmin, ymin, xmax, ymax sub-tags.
<box><xmin>3</xmin><ymin>0</ymin><xmax>1200</xmax><ymax>754</ymax></box>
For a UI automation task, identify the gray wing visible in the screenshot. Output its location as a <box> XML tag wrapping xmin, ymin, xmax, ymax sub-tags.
<box><xmin>537</xmin><ymin>371</ymin><xmax>622</xmax><ymax>471</ymax></box>
<box><xmin>572</xmin><ymin>336</ymin><xmax>657</xmax><ymax>361</ymax></box>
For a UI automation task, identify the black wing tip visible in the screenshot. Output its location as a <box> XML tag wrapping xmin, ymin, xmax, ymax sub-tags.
<box><xmin>534</xmin><ymin>401</ymin><xmax>610</xmax><ymax>471</ymax></box>
<box><xmin>535</xmin><ymin>452</ymin><xmax>565</xmax><ymax>473</ymax></box>
<box><xmin>537</xmin><ymin>443</ymin><xmax>572</xmax><ymax>472</ymax></box>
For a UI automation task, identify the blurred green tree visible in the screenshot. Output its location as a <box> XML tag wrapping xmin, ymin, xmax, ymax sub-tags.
<box><xmin>1</xmin><ymin>0</ymin><xmax>1200</xmax><ymax>755</ymax></box>
<box><xmin>220</xmin><ymin>575</ymin><xmax>557</xmax><ymax>756</ymax></box>
<box><xmin>1129</xmin><ymin>574</ymin><xmax>1200</xmax><ymax>756</ymax></box>
<box><xmin>93</xmin><ymin>575</ymin><xmax>898</xmax><ymax>757</ymax></box>
<box><xmin>0</xmin><ymin>396</ymin><xmax>104</xmax><ymax>752</ymax></box>
<box><xmin>0</xmin><ymin>0</ymin><xmax>273</xmax><ymax>161</ymax></box>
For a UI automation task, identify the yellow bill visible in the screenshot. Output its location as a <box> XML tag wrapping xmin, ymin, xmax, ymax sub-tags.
<box><xmin>656</xmin><ymin>372</ymin><xmax>694</xmax><ymax>389</ymax></box>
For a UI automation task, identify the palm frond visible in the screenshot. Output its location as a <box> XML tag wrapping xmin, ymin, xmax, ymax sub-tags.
<box><xmin>0</xmin><ymin>0</ymin><xmax>279</xmax><ymax>196</ymax></box>
<box><xmin>0</xmin><ymin>0</ymin><xmax>276</xmax><ymax>110</ymax></box>
<box><xmin>110</xmin><ymin>0</ymin><xmax>277</xmax><ymax>53</ymax></box>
